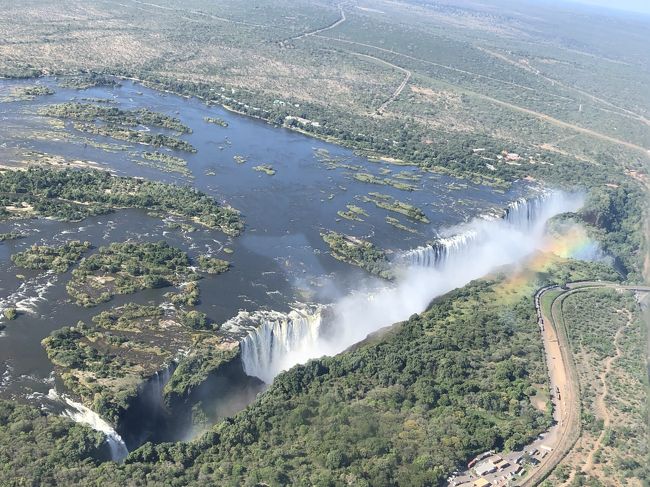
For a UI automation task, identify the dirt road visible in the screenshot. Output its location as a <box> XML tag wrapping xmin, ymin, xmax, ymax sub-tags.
<box><xmin>519</xmin><ymin>285</ymin><xmax>581</xmax><ymax>486</ymax></box>
<box><xmin>347</xmin><ymin>52</ymin><xmax>411</xmax><ymax>113</ymax></box>
<box><xmin>289</xmin><ymin>6</ymin><xmax>346</xmax><ymax>41</ymax></box>
<box><xmin>314</xmin><ymin>35</ymin><xmax>650</xmax><ymax>156</ymax></box>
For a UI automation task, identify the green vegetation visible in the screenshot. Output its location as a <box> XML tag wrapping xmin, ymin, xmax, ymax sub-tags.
<box><xmin>393</xmin><ymin>171</ymin><xmax>422</xmax><ymax>182</ymax></box>
<box><xmin>163</xmin><ymin>346</ymin><xmax>238</xmax><ymax>404</ymax></box>
<box><xmin>178</xmin><ymin>310</ymin><xmax>211</xmax><ymax>331</ymax></box>
<box><xmin>204</xmin><ymin>116</ymin><xmax>228</xmax><ymax>127</ymax></box>
<box><xmin>11</xmin><ymin>240</ymin><xmax>91</xmax><ymax>273</ymax></box>
<box><xmin>41</xmin><ymin>102</ymin><xmax>191</xmax><ymax>134</ymax></box>
<box><xmin>38</xmin><ymin>101</ymin><xmax>195</xmax><ymax>152</ymax></box>
<box><xmin>26</xmin><ymin>278</ymin><xmax>550</xmax><ymax>485</ymax></box>
<box><xmin>353</xmin><ymin>172</ymin><xmax>417</xmax><ymax>191</ymax></box>
<box><xmin>66</xmin><ymin>241</ymin><xmax>195</xmax><ymax>307</ymax></box>
<box><xmin>337</xmin><ymin>204</ymin><xmax>368</xmax><ymax>222</ymax></box>
<box><xmin>579</xmin><ymin>184</ymin><xmax>646</xmax><ymax>281</ymax></box>
<box><xmin>58</xmin><ymin>74</ymin><xmax>119</xmax><ymax>90</ymax></box>
<box><xmin>0</xmin><ymin>232</ymin><xmax>25</xmax><ymax>242</ymax></box>
<box><xmin>315</xmin><ymin>148</ymin><xmax>363</xmax><ymax>171</ymax></box>
<box><xmin>1</xmin><ymin>85</ymin><xmax>54</xmax><ymax>101</ymax></box>
<box><xmin>42</xmin><ymin>302</ymin><xmax>238</xmax><ymax>424</ymax></box>
<box><xmin>2</xmin><ymin>0</ymin><xmax>648</xmax><ymax>191</ymax></box>
<box><xmin>253</xmin><ymin>164</ymin><xmax>276</xmax><ymax>176</ymax></box>
<box><xmin>0</xmin><ymin>1</ymin><xmax>648</xmax><ymax>484</ymax></box>
<box><xmin>322</xmin><ymin>231</ymin><xmax>393</xmax><ymax>279</ymax></box>
<box><xmin>546</xmin><ymin>288</ymin><xmax>648</xmax><ymax>485</ymax></box>
<box><xmin>385</xmin><ymin>216</ymin><xmax>418</xmax><ymax>234</ymax></box>
<box><xmin>131</xmin><ymin>151</ymin><xmax>190</xmax><ymax>176</ymax></box>
<box><xmin>197</xmin><ymin>256</ymin><xmax>230</xmax><ymax>275</ymax></box>
<box><xmin>73</xmin><ymin>122</ymin><xmax>196</xmax><ymax>153</ymax></box>
<box><xmin>359</xmin><ymin>192</ymin><xmax>429</xmax><ymax>223</ymax></box>
<box><xmin>167</xmin><ymin>281</ymin><xmax>201</xmax><ymax>307</ymax></box>
<box><xmin>3</xmin><ymin>308</ymin><xmax>17</xmax><ymax>321</ymax></box>
<box><xmin>0</xmin><ymin>168</ymin><xmax>242</xmax><ymax>235</ymax></box>
<box><xmin>0</xmin><ymin>400</ymin><xmax>106</xmax><ymax>483</ymax></box>
<box><xmin>165</xmin><ymin>221</ymin><xmax>197</xmax><ymax>233</ymax></box>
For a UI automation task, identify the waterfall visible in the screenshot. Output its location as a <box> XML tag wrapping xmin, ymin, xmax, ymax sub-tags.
<box><xmin>222</xmin><ymin>190</ymin><xmax>585</xmax><ymax>385</ymax></box>
<box><xmin>222</xmin><ymin>305</ymin><xmax>325</xmax><ymax>383</ymax></box>
<box><xmin>147</xmin><ymin>363</ymin><xmax>174</xmax><ymax>411</ymax></box>
<box><xmin>399</xmin><ymin>191</ymin><xmax>583</xmax><ymax>269</ymax></box>
<box><xmin>47</xmin><ymin>389</ymin><xmax>129</xmax><ymax>462</ymax></box>
<box><xmin>399</xmin><ymin>232</ymin><xmax>480</xmax><ymax>269</ymax></box>
<box><xmin>502</xmin><ymin>192</ymin><xmax>562</xmax><ymax>230</ymax></box>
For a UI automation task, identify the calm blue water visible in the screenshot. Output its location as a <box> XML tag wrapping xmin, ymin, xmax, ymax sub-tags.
<box><xmin>0</xmin><ymin>77</ymin><xmax>526</xmax><ymax>406</ymax></box>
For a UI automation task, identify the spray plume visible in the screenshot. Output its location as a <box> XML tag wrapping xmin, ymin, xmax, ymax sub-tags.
<box><xmin>231</xmin><ymin>191</ymin><xmax>585</xmax><ymax>382</ymax></box>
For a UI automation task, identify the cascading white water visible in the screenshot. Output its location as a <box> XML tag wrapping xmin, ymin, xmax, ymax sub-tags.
<box><xmin>399</xmin><ymin>191</ymin><xmax>582</xmax><ymax>269</ymax></box>
<box><xmin>222</xmin><ymin>306</ymin><xmax>325</xmax><ymax>383</ymax></box>
<box><xmin>399</xmin><ymin>232</ymin><xmax>480</xmax><ymax>269</ymax></box>
<box><xmin>148</xmin><ymin>364</ymin><xmax>174</xmax><ymax>410</ymax></box>
<box><xmin>228</xmin><ymin>190</ymin><xmax>585</xmax><ymax>384</ymax></box>
<box><xmin>0</xmin><ymin>270</ymin><xmax>57</xmax><ymax>318</ymax></box>
<box><xmin>47</xmin><ymin>389</ymin><xmax>129</xmax><ymax>462</ymax></box>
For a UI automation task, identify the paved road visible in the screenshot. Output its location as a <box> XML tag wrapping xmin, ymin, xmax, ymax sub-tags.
<box><xmin>448</xmin><ymin>281</ymin><xmax>649</xmax><ymax>487</ymax></box>
<box><xmin>520</xmin><ymin>281</ymin><xmax>650</xmax><ymax>486</ymax></box>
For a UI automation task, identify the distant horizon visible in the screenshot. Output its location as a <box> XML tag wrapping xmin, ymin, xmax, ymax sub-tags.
<box><xmin>561</xmin><ymin>0</ymin><xmax>650</xmax><ymax>14</ymax></box>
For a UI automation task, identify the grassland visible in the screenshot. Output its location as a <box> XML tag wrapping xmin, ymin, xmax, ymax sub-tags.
<box><xmin>0</xmin><ymin>0</ymin><xmax>647</xmax><ymax>188</ymax></box>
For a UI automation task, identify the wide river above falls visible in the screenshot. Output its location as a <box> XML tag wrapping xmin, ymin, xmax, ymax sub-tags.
<box><xmin>0</xmin><ymin>77</ymin><xmax>528</xmax><ymax>424</ymax></box>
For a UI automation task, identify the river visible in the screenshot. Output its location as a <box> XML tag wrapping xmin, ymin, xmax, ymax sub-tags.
<box><xmin>0</xmin><ymin>77</ymin><xmax>533</xmax><ymax>451</ymax></box>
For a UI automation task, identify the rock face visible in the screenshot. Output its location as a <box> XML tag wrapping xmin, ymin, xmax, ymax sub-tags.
<box><xmin>42</xmin><ymin>303</ymin><xmax>240</xmax><ymax>448</ymax></box>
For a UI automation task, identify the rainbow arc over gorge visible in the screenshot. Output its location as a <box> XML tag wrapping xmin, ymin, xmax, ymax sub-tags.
<box><xmin>497</xmin><ymin>225</ymin><xmax>600</xmax><ymax>296</ymax></box>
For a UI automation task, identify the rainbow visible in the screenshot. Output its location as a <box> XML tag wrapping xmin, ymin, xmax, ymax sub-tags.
<box><xmin>541</xmin><ymin>226</ymin><xmax>600</xmax><ymax>260</ymax></box>
<box><xmin>495</xmin><ymin>225</ymin><xmax>602</xmax><ymax>298</ymax></box>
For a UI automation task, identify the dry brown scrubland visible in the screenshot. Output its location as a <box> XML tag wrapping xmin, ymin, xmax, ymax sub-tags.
<box><xmin>1</xmin><ymin>0</ymin><xmax>649</xmax><ymax>175</ymax></box>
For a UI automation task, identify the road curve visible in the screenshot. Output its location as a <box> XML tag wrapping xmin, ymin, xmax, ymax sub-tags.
<box><xmin>520</xmin><ymin>282</ymin><xmax>650</xmax><ymax>486</ymax></box>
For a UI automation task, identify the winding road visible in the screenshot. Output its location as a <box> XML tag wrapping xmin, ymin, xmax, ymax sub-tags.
<box><xmin>520</xmin><ymin>281</ymin><xmax>650</xmax><ymax>486</ymax></box>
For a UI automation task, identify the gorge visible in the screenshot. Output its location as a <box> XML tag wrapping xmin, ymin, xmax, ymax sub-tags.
<box><xmin>231</xmin><ymin>191</ymin><xmax>584</xmax><ymax>385</ymax></box>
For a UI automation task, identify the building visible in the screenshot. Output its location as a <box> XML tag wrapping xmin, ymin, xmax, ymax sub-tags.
<box><xmin>473</xmin><ymin>478</ymin><xmax>491</xmax><ymax>487</ymax></box>
<box><xmin>475</xmin><ymin>461</ymin><xmax>497</xmax><ymax>476</ymax></box>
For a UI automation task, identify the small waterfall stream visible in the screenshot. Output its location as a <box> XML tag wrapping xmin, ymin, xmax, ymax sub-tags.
<box><xmin>47</xmin><ymin>389</ymin><xmax>129</xmax><ymax>462</ymax></box>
